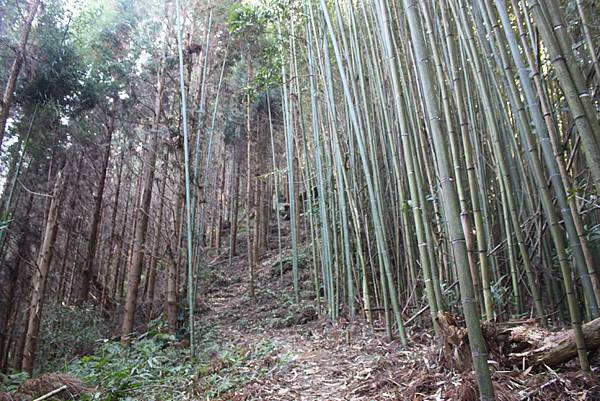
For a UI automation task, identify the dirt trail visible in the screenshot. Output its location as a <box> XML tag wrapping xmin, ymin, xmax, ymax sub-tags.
<box><xmin>199</xmin><ymin>251</ymin><xmax>410</xmax><ymax>400</ymax></box>
<box><xmin>198</xmin><ymin>250</ymin><xmax>599</xmax><ymax>401</ymax></box>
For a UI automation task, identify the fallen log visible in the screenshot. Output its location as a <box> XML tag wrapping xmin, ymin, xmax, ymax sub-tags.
<box><xmin>506</xmin><ymin>316</ymin><xmax>600</xmax><ymax>366</ymax></box>
<box><xmin>436</xmin><ymin>313</ymin><xmax>600</xmax><ymax>370</ymax></box>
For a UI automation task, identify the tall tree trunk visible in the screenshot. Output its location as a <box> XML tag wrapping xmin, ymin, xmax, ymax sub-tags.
<box><xmin>57</xmin><ymin>226</ymin><xmax>73</xmax><ymax>299</ymax></box>
<box><xmin>0</xmin><ymin>228</ymin><xmax>28</xmax><ymax>371</ymax></box>
<box><xmin>230</xmin><ymin>157</ymin><xmax>240</xmax><ymax>258</ymax></box>
<box><xmin>145</xmin><ymin>159</ymin><xmax>167</xmax><ymax>304</ymax></box>
<box><xmin>167</xmin><ymin>152</ymin><xmax>184</xmax><ymax>333</ymax></box>
<box><xmin>252</xmin><ymin>177</ymin><xmax>261</xmax><ymax>276</ymax></box>
<box><xmin>0</xmin><ymin>0</ymin><xmax>42</xmax><ymax>148</ymax></box>
<box><xmin>104</xmin><ymin>150</ymin><xmax>125</xmax><ymax>304</ymax></box>
<box><xmin>215</xmin><ymin>156</ymin><xmax>226</xmax><ymax>249</ymax></box>
<box><xmin>11</xmin><ymin>302</ymin><xmax>27</xmax><ymax>371</ymax></box>
<box><xmin>112</xmin><ymin>170</ymin><xmax>132</xmax><ymax>300</ymax></box>
<box><xmin>0</xmin><ymin>191</ymin><xmax>33</xmax><ymax>370</ymax></box>
<box><xmin>79</xmin><ymin>112</ymin><xmax>115</xmax><ymax>302</ymax></box>
<box><xmin>121</xmin><ymin>64</ymin><xmax>164</xmax><ymax>346</ymax></box>
<box><xmin>66</xmin><ymin>218</ymin><xmax>82</xmax><ymax>304</ymax></box>
<box><xmin>246</xmin><ymin>77</ymin><xmax>255</xmax><ymax>301</ymax></box>
<box><xmin>22</xmin><ymin>169</ymin><xmax>65</xmax><ymax>373</ymax></box>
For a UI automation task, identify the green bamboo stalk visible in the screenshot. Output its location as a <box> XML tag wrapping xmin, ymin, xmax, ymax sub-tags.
<box><xmin>439</xmin><ymin>3</ymin><xmax>494</xmax><ymax>320</ymax></box>
<box><xmin>511</xmin><ymin>0</ymin><xmax>600</xmax><ymax>307</ymax></box>
<box><xmin>525</xmin><ymin>0</ymin><xmax>600</xmax><ymax>185</ymax></box>
<box><xmin>400</xmin><ymin>1</ymin><xmax>494</xmax><ymax>397</ymax></box>
<box><xmin>319</xmin><ymin>0</ymin><xmax>406</xmax><ymax>343</ymax></box>
<box><xmin>266</xmin><ymin>93</ymin><xmax>283</xmax><ymax>280</ymax></box>
<box><xmin>175</xmin><ymin>0</ymin><xmax>195</xmax><ymax>358</ymax></box>
<box><xmin>450</xmin><ymin>0</ymin><xmax>546</xmax><ymax>324</ymax></box>
<box><xmin>372</xmin><ymin>0</ymin><xmax>441</xmax><ymax>333</ymax></box>
<box><xmin>575</xmin><ymin>0</ymin><xmax>600</xmax><ymax>86</ymax></box>
<box><xmin>278</xmin><ymin>17</ymin><xmax>300</xmax><ymax>302</ymax></box>
<box><xmin>475</xmin><ymin>0</ymin><xmax>598</xmax><ymax>328</ymax></box>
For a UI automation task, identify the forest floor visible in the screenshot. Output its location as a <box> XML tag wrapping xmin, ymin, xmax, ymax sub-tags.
<box><xmin>3</xmin><ymin>235</ymin><xmax>600</xmax><ymax>400</ymax></box>
<box><xmin>193</xmin><ymin>245</ymin><xmax>600</xmax><ymax>401</ymax></box>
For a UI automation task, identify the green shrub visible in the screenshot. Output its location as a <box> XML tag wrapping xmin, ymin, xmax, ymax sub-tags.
<box><xmin>36</xmin><ymin>301</ymin><xmax>110</xmax><ymax>373</ymax></box>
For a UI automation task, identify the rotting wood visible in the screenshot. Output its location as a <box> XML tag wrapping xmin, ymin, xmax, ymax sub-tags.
<box><xmin>505</xmin><ymin>316</ymin><xmax>600</xmax><ymax>367</ymax></box>
<box><xmin>439</xmin><ymin>314</ymin><xmax>600</xmax><ymax>369</ymax></box>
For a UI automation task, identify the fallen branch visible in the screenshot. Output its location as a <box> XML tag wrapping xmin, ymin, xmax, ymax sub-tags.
<box><xmin>405</xmin><ymin>281</ymin><xmax>459</xmax><ymax>326</ymax></box>
<box><xmin>32</xmin><ymin>385</ymin><xmax>67</xmax><ymax>401</ymax></box>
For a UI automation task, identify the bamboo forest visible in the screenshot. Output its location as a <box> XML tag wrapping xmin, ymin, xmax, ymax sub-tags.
<box><xmin>1</xmin><ymin>0</ymin><xmax>600</xmax><ymax>399</ymax></box>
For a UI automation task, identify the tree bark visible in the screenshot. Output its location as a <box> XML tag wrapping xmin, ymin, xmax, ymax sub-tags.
<box><xmin>229</xmin><ymin>157</ymin><xmax>239</xmax><ymax>258</ymax></box>
<box><xmin>0</xmin><ymin>233</ymin><xmax>26</xmax><ymax>371</ymax></box>
<box><xmin>0</xmin><ymin>192</ymin><xmax>33</xmax><ymax>371</ymax></box>
<box><xmin>215</xmin><ymin>156</ymin><xmax>226</xmax><ymax>249</ymax></box>
<box><xmin>0</xmin><ymin>0</ymin><xmax>42</xmax><ymax>148</ymax></box>
<box><xmin>104</xmin><ymin>149</ymin><xmax>125</xmax><ymax>303</ymax></box>
<box><xmin>246</xmin><ymin>99</ymin><xmax>255</xmax><ymax>301</ymax></box>
<box><xmin>145</xmin><ymin>161</ymin><xmax>167</xmax><ymax>304</ymax></box>
<box><xmin>22</xmin><ymin>169</ymin><xmax>65</xmax><ymax>373</ymax></box>
<box><xmin>496</xmin><ymin>317</ymin><xmax>600</xmax><ymax>367</ymax></box>
<box><xmin>120</xmin><ymin>65</ymin><xmax>164</xmax><ymax>346</ymax></box>
<box><xmin>79</xmin><ymin>112</ymin><xmax>115</xmax><ymax>302</ymax></box>
<box><xmin>167</xmin><ymin>152</ymin><xmax>184</xmax><ymax>333</ymax></box>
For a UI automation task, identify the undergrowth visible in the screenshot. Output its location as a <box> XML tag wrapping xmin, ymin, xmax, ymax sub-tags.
<box><xmin>65</xmin><ymin>320</ymin><xmax>283</xmax><ymax>400</ymax></box>
<box><xmin>37</xmin><ymin>300</ymin><xmax>110</xmax><ymax>373</ymax></box>
<box><xmin>0</xmin><ymin>371</ymin><xmax>28</xmax><ymax>393</ymax></box>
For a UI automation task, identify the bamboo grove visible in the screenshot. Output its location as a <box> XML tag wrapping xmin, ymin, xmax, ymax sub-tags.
<box><xmin>0</xmin><ymin>0</ymin><xmax>599</xmax><ymax>400</ymax></box>
<box><xmin>269</xmin><ymin>0</ymin><xmax>600</xmax><ymax>397</ymax></box>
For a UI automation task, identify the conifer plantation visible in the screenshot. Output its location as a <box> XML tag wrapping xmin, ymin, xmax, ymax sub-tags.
<box><xmin>0</xmin><ymin>0</ymin><xmax>599</xmax><ymax>400</ymax></box>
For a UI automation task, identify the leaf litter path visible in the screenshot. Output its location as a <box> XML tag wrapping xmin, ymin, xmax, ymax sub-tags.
<box><xmin>198</xmin><ymin>252</ymin><xmax>599</xmax><ymax>401</ymax></box>
<box><xmin>219</xmin><ymin>323</ymin><xmax>405</xmax><ymax>401</ymax></box>
<box><xmin>200</xmin><ymin>252</ymin><xmax>421</xmax><ymax>401</ymax></box>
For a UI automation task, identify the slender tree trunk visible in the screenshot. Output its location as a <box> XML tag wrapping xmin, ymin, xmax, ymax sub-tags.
<box><xmin>0</xmin><ymin>232</ymin><xmax>27</xmax><ymax>371</ymax></box>
<box><xmin>112</xmin><ymin>170</ymin><xmax>132</xmax><ymax>300</ymax></box>
<box><xmin>252</xmin><ymin>176</ymin><xmax>261</xmax><ymax>282</ymax></box>
<box><xmin>12</xmin><ymin>302</ymin><xmax>27</xmax><ymax>370</ymax></box>
<box><xmin>105</xmin><ymin>150</ymin><xmax>125</xmax><ymax>303</ymax></box>
<box><xmin>167</xmin><ymin>152</ymin><xmax>184</xmax><ymax>333</ymax></box>
<box><xmin>121</xmin><ymin>63</ymin><xmax>164</xmax><ymax>346</ymax></box>
<box><xmin>67</xmin><ymin>218</ymin><xmax>82</xmax><ymax>304</ymax></box>
<box><xmin>79</xmin><ymin>111</ymin><xmax>115</xmax><ymax>302</ymax></box>
<box><xmin>22</xmin><ymin>169</ymin><xmax>65</xmax><ymax>373</ymax></box>
<box><xmin>230</xmin><ymin>157</ymin><xmax>240</xmax><ymax>258</ymax></box>
<box><xmin>146</xmin><ymin>160</ymin><xmax>168</xmax><ymax>304</ymax></box>
<box><xmin>245</xmin><ymin>58</ymin><xmax>256</xmax><ymax>301</ymax></box>
<box><xmin>57</xmin><ymin>222</ymin><xmax>73</xmax><ymax>299</ymax></box>
<box><xmin>215</xmin><ymin>155</ymin><xmax>226</xmax><ymax>249</ymax></box>
<box><xmin>0</xmin><ymin>0</ymin><xmax>42</xmax><ymax>148</ymax></box>
<box><xmin>0</xmin><ymin>189</ymin><xmax>33</xmax><ymax>370</ymax></box>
